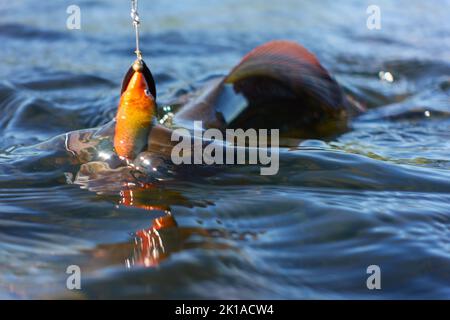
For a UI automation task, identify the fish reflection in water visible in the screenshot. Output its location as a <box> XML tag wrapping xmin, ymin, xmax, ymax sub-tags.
<box><xmin>85</xmin><ymin>183</ymin><xmax>258</xmax><ymax>269</ymax></box>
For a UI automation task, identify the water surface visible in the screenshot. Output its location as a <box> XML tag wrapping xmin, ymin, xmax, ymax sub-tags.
<box><xmin>0</xmin><ymin>0</ymin><xmax>449</xmax><ymax>299</ymax></box>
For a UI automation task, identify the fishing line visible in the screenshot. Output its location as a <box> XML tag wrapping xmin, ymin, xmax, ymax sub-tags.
<box><xmin>131</xmin><ymin>0</ymin><xmax>142</xmax><ymax>60</ymax></box>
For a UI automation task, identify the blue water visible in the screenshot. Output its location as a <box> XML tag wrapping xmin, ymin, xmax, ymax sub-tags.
<box><xmin>0</xmin><ymin>0</ymin><xmax>449</xmax><ymax>299</ymax></box>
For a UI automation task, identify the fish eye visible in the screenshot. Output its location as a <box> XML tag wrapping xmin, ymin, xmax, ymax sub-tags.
<box><xmin>144</xmin><ymin>89</ymin><xmax>151</xmax><ymax>96</ymax></box>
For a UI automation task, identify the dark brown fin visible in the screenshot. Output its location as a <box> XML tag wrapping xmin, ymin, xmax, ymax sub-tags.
<box><xmin>225</xmin><ymin>40</ymin><xmax>348</xmax><ymax>114</ymax></box>
<box><xmin>219</xmin><ymin>40</ymin><xmax>350</xmax><ymax>138</ymax></box>
<box><xmin>120</xmin><ymin>60</ymin><xmax>157</xmax><ymax>98</ymax></box>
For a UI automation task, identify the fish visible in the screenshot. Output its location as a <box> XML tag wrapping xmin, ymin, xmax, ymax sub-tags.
<box><xmin>54</xmin><ymin>39</ymin><xmax>366</xmax><ymax>189</ymax></box>
<box><xmin>33</xmin><ymin>40</ymin><xmax>366</xmax><ymax>268</ymax></box>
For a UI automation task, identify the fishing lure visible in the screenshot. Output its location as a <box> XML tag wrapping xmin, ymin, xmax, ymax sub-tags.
<box><xmin>113</xmin><ymin>0</ymin><xmax>157</xmax><ymax>160</ymax></box>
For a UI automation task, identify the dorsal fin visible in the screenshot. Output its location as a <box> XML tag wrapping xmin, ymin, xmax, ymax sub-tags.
<box><xmin>120</xmin><ymin>59</ymin><xmax>157</xmax><ymax>98</ymax></box>
<box><xmin>225</xmin><ymin>40</ymin><xmax>346</xmax><ymax>112</ymax></box>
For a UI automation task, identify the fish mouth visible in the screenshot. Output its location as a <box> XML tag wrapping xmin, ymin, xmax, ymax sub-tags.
<box><xmin>120</xmin><ymin>59</ymin><xmax>157</xmax><ymax>98</ymax></box>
